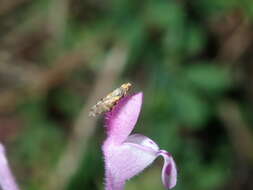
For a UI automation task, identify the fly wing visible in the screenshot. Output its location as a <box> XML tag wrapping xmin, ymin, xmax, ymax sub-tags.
<box><xmin>89</xmin><ymin>83</ymin><xmax>132</xmax><ymax>117</ymax></box>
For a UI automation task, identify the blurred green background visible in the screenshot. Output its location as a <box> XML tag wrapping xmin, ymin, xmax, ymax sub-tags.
<box><xmin>1</xmin><ymin>0</ymin><xmax>253</xmax><ymax>189</ymax></box>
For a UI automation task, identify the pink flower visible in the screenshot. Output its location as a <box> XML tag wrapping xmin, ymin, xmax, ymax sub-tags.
<box><xmin>102</xmin><ymin>92</ymin><xmax>177</xmax><ymax>190</ymax></box>
<box><xmin>0</xmin><ymin>143</ymin><xmax>19</xmax><ymax>190</ymax></box>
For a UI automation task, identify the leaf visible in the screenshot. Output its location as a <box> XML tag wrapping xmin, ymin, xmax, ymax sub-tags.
<box><xmin>171</xmin><ymin>89</ymin><xmax>210</xmax><ymax>128</ymax></box>
<box><xmin>185</xmin><ymin>63</ymin><xmax>231</xmax><ymax>94</ymax></box>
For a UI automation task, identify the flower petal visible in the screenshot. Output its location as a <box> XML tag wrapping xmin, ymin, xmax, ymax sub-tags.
<box><xmin>124</xmin><ymin>134</ymin><xmax>159</xmax><ymax>153</ymax></box>
<box><xmin>158</xmin><ymin>150</ymin><xmax>177</xmax><ymax>189</ymax></box>
<box><xmin>105</xmin><ymin>93</ymin><xmax>143</xmax><ymax>144</ymax></box>
<box><xmin>0</xmin><ymin>144</ymin><xmax>19</xmax><ymax>190</ymax></box>
<box><xmin>103</xmin><ymin>134</ymin><xmax>159</xmax><ymax>190</ymax></box>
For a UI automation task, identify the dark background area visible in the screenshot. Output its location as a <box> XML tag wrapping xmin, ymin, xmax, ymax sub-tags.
<box><xmin>1</xmin><ymin>0</ymin><xmax>253</xmax><ymax>190</ymax></box>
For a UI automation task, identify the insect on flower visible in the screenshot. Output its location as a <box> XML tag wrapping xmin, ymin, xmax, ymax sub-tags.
<box><xmin>89</xmin><ymin>83</ymin><xmax>132</xmax><ymax>117</ymax></box>
<box><xmin>102</xmin><ymin>93</ymin><xmax>177</xmax><ymax>190</ymax></box>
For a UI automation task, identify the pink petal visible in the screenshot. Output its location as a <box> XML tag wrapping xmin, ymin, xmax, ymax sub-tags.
<box><xmin>124</xmin><ymin>134</ymin><xmax>159</xmax><ymax>153</ymax></box>
<box><xmin>158</xmin><ymin>150</ymin><xmax>177</xmax><ymax>189</ymax></box>
<box><xmin>0</xmin><ymin>144</ymin><xmax>19</xmax><ymax>190</ymax></box>
<box><xmin>103</xmin><ymin>134</ymin><xmax>159</xmax><ymax>190</ymax></box>
<box><xmin>102</xmin><ymin>92</ymin><xmax>177</xmax><ymax>190</ymax></box>
<box><xmin>105</xmin><ymin>93</ymin><xmax>143</xmax><ymax>144</ymax></box>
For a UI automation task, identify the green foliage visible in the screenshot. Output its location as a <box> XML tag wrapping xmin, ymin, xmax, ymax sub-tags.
<box><xmin>3</xmin><ymin>0</ymin><xmax>253</xmax><ymax>189</ymax></box>
<box><xmin>185</xmin><ymin>64</ymin><xmax>231</xmax><ymax>94</ymax></box>
<box><xmin>171</xmin><ymin>89</ymin><xmax>210</xmax><ymax>127</ymax></box>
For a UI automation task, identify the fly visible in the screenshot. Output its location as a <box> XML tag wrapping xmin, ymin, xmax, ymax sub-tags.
<box><xmin>89</xmin><ymin>83</ymin><xmax>132</xmax><ymax>117</ymax></box>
